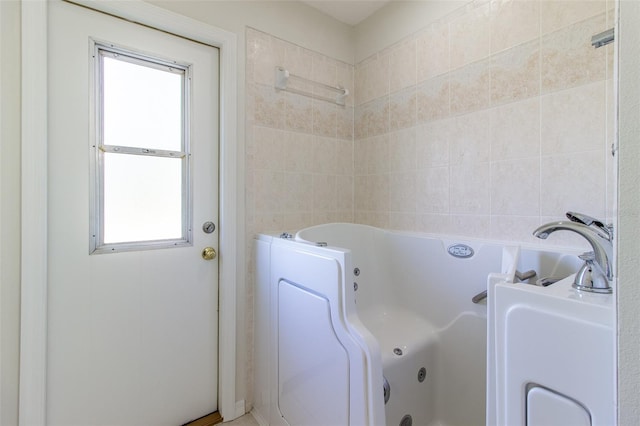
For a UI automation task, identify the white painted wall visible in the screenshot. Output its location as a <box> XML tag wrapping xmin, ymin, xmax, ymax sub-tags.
<box><xmin>617</xmin><ymin>1</ymin><xmax>640</xmax><ymax>423</ymax></box>
<box><xmin>0</xmin><ymin>1</ymin><xmax>22</xmax><ymax>424</ymax></box>
<box><xmin>150</xmin><ymin>0</ymin><xmax>354</xmax><ymax>63</ymax></box>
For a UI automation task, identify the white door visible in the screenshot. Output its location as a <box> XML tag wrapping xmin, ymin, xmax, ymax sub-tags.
<box><xmin>47</xmin><ymin>1</ymin><xmax>219</xmax><ymax>424</ymax></box>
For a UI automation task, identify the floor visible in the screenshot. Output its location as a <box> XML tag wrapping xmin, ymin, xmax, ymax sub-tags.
<box><xmin>225</xmin><ymin>413</ymin><xmax>259</xmax><ymax>425</ymax></box>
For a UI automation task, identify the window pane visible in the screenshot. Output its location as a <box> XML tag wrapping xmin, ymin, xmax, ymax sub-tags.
<box><xmin>103</xmin><ymin>153</ymin><xmax>183</xmax><ymax>244</ymax></box>
<box><xmin>103</xmin><ymin>55</ymin><xmax>183</xmax><ymax>151</ymax></box>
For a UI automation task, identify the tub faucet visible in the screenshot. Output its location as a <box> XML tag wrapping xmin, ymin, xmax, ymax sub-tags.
<box><xmin>533</xmin><ymin>212</ymin><xmax>613</xmax><ymax>294</ymax></box>
<box><xmin>565</xmin><ymin>211</ymin><xmax>614</xmax><ymax>240</ymax></box>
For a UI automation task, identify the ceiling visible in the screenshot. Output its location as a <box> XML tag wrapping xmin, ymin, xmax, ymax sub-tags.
<box><xmin>300</xmin><ymin>0</ymin><xmax>392</xmax><ymax>26</ymax></box>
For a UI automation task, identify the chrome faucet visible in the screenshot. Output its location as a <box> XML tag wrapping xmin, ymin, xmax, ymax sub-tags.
<box><xmin>533</xmin><ymin>212</ymin><xmax>613</xmax><ymax>294</ymax></box>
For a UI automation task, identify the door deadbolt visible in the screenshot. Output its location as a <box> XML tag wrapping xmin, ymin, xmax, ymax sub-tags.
<box><xmin>202</xmin><ymin>221</ymin><xmax>216</xmax><ymax>234</ymax></box>
<box><xmin>201</xmin><ymin>247</ymin><xmax>217</xmax><ymax>260</ymax></box>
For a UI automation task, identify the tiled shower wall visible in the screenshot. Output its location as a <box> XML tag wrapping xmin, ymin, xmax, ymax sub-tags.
<box><xmin>245</xmin><ymin>27</ymin><xmax>355</xmax><ymax>239</ymax></box>
<box><xmin>354</xmin><ymin>0</ymin><xmax>615</xmax><ymax>245</ymax></box>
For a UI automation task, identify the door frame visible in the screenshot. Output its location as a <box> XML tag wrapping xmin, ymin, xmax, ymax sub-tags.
<box><xmin>19</xmin><ymin>1</ymin><xmax>239</xmax><ymax>424</ymax></box>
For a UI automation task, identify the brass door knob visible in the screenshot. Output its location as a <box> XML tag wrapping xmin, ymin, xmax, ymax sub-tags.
<box><xmin>202</xmin><ymin>247</ymin><xmax>217</xmax><ymax>260</ymax></box>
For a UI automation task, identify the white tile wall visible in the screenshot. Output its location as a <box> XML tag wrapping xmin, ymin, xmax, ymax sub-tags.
<box><xmin>353</xmin><ymin>0</ymin><xmax>613</xmax><ymax>246</ymax></box>
<box><xmin>246</xmin><ymin>27</ymin><xmax>355</xmax><ymax>234</ymax></box>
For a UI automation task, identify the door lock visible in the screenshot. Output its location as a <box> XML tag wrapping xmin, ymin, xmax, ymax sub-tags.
<box><xmin>202</xmin><ymin>221</ymin><xmax>216</xmax><ymax>234</ymax></box>
<box><xmin>201</xmin><ymin>247</ymin><xmax>217</xmax><ymax>260</ymax></box>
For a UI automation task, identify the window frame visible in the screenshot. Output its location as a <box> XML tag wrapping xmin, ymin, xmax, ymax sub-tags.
<box><xmin>89</xmin><ymin>40</ymin><xmax>193</xmax><ymax>254</ymax></box>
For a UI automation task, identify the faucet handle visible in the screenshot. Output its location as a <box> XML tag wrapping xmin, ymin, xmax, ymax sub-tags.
<box><xmin>566</xmin><ymin>212</ymin><xmax>613</xmax><ymax>240</ymax></box>
<box><xmin>566</xmin><ymin>211</ymin><xmax>601</xmax><ymax>226</ymax></box>
<box><xmin>578</xmin><ymin>251</ymin><xmax>595</xmax><ymax>262</ymax></box>
<box><xmin>574</xmin><ymin>251</ymin><xmax>613</xmax><ymax>294</ymax></box>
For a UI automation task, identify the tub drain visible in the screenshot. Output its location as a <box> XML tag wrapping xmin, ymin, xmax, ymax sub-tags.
<box><xmin>393</xmin><ymin>348</ymin><xmax>403</xmax><ymax>356</ymax></box>
<box><xmin>418</xmin><ymin>367</ymin><xmax>426</xmax><ymax>383</ymax></box>
<box><xmin>399</xmin><ymin>414</ymin><xmax>412</xmax><ymax>426</ymax></box>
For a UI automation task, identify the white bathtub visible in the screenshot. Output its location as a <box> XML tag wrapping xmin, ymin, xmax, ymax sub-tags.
<box><xmin>252</xmin><ymin>223</ymin><xmax>581</xmax><ymax>426</ymax></box>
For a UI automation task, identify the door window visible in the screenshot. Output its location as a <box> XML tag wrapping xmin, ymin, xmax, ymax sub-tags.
<box><xmin>91</xmin><ymin>42</ymin><xmax>192</xmax><ymax>253</ymax></box>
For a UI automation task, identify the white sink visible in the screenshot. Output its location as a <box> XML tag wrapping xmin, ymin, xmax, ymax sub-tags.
<box><xmin>492</xmin><ymin>276</ymin><xmax>615</xmax><ymax>425</ymax></box>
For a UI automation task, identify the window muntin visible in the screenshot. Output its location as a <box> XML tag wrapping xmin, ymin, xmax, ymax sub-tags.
<box><xmin>91</xmin><ymin>43</ymin><xmax>191</xmax><ymax>253</ymax></box>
